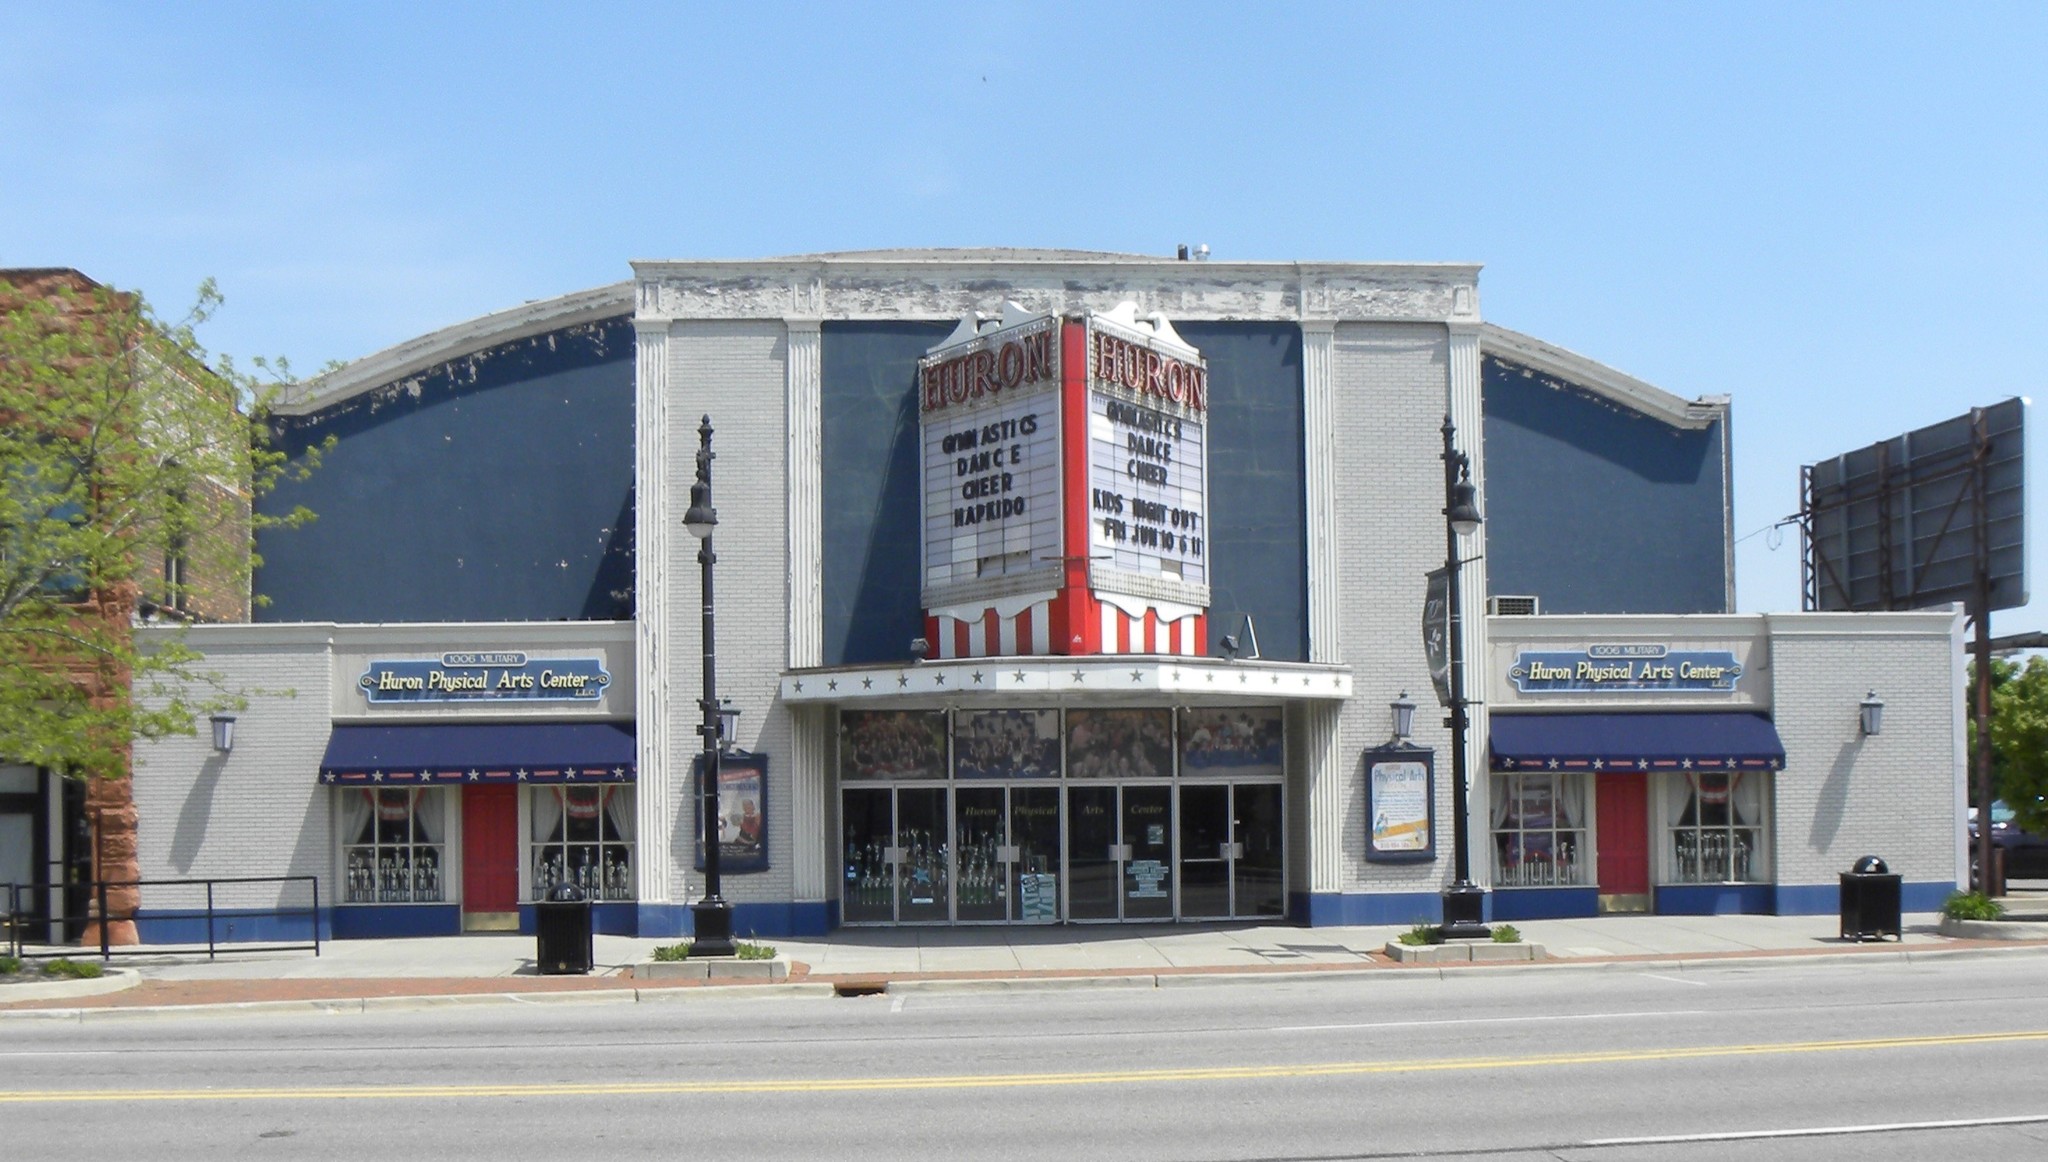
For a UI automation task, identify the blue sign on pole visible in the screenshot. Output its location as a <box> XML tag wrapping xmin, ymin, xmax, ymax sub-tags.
<box><xmin>359</xmin><ymin>653</ymin><xmax>612</xmax><ymax>704</ymax></box>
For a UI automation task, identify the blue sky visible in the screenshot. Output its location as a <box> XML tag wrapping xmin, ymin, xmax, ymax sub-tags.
<box><xmin>4</xmin><ymin>1</ymin><xmax>2043</xmax><ymax>629</ymax></box>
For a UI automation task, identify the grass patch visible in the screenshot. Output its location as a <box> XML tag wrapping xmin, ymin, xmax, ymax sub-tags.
<box><xmin>651</xmin><ymin>940</ymin><xmax>778</xmax><ymax>961</ymax></box>
<box><xmin>1943</xmin><ymin>891</ymin><xmax>2006</xmax><ymax>921</ymax></box>
<box><xmin>40</xmin><ymin>958</ymin><xmax>103</xmax><ymax>979</ymax></box>
<box><xmin>1491</xmin><ymin>924</ymin><xmax>1522</xmax><ymax>943</ymax></box>
<box><xmin>0</xmin><ymin>955</ymin><xmax>19</xmax><ymax>975</ymax></box>
<box><xmin>1396</xmin><ymin>922</ymin><xmax>1444</xmax><ymax>947</ymax></box>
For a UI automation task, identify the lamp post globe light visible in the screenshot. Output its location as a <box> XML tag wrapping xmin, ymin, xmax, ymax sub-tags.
<box><xmin>1440</xmin><ymin>415</ymin><xmax>1490</xmax><ymax>940</ymax></box>
<box><xmin>683</xmin><ymin>415</ymin><xmax>736</xmax><ymax>957</ymax></box>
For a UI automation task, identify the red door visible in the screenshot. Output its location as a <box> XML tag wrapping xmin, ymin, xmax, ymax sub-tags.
<box><xmin>1594</xmin><ymin>774</ymin><xmax>1650</xmax><ymax>906</ymax></box>
<box><xmin>461</xmin><ymin>785</ymin><xmax>520</xmax><ymax>918</ymax></box>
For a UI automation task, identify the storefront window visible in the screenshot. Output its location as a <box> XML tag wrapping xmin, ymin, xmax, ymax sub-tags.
<box><xmin>1066</xmin><ymin>709</ymin><xmax>1172</xmax><ymax>779</ymax></box>
<box><xmin>1490</xmin><ymin>773</ymin><xmax>1587</xmax><ymax>887</ymax></box>
<box><xmin>839</xmin><ymin>710</ymin><xmax>948</xmax><ymax>779</ymax></box>
<box><xmin>1666</xmin><ymin>772</ymin><xmax>1768</xmax><ymax>883</ymax></box>
<box><xmin>340</xmin><ymin>787</ymin><xmax>446</xmax><ymax>904</ymax></box>
<box><xmin>532</xmin><ymin>785</ymin><xmax>635</xmax><ymax>901</ymax></box>
<box><xmin>953</xmin><ymin>709</ymin><xmax>1060</xmax><ymax>778</ymax></box>
<box><xmin>1178</xmin><ymin>708</ymin><xmax>1284</xmax><ymax>777</ymax></box>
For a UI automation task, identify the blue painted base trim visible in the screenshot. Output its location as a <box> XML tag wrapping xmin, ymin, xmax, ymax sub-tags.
<box><xmin>733</xmin><ymin>901</ymin><xmax>835</xmax><ymax>938</ymax></box>
<box><xmin>511</xmin><ymin>903</ymin><xmax>639</xmax><ymax>936</ymax></box>
<box><xmin>1491</xmin><ymin>888</ymin><xmax>1600</xmax><ymax>921</ymax></box>
<box><xmin>634</xmin><ymin>903</ymin><xmax>691</xmax><ymax>938</ymax></box>
<box><xmin>1654</xmin><ymin>884</ymin><xmax>1773</xmax><ymax>915</ymax></box>
<box><xmin>133</xmin><ymin>909</ymin><xmax>328</xmax><ymax>945</ymax></box>
<box><xmin>628</xmin><ymin>901</ymin><xmax>836</xmax><ymax>939</ymax></box>
<box><xmin>330</xmin><ymin>905</ymin><xmax>462</xmax><ymax>939</ymax></box>
<box><xmin>1774</xmin><ymin>881</ymin><xmax>1955</xmax><ymax>915</ymax></box>
<box><xmin>1291</xmin><ymin>891</ymin><xmax>1460</xmax><ymax>927</ymax></box>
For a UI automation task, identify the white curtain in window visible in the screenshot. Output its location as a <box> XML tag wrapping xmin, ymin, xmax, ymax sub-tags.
<box><xmin>1490</xmin><ymin>775</ymin><xmax>1514</xmax><ymax>830</ymax></box>
<box><xmin>531</xmin><ymin>787</ymin><xmax>564</xmax><ymax>843</ymax></box>
<box><xmin>414</xmin><ymin>789</ymin><xmax>445</xmax><ymax>844</ymax></box>
<box><xmin>1668</xmin><ymin>775</ymin><xmax>1695</xmax><ymax>827</ymax></box>
<box><xmin>1558</xmin><ymin>774</ymin><xmax>1585</xmax><ymax>831</ymax></box>
<box><xmin>604</xmin><ymin>787</ymin><xmax>635</xmax><ymax>844</ymax></box>
<box><xmin>1731</xmin><ymin>772</ymin><xmax>1762</xmax><ymax>827</ymax></box>
<box><xmin>340</xmin><ymin>788</ymin><xmax>373</xmax><ymax>846</ymax></box>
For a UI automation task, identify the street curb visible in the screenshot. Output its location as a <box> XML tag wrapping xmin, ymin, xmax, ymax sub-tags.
<box><xmin>0</xmin><ymin>967</ymin><xmax>140</xmax><ymax>1004</ymax></box>
<box><xmin>5</xmin><ymin>940</ymin><xmax>2047</xmax><ymax>1021</ymax></box>
<box><xmin>1938</xmin><ymin>917</ymin><xmax>2048</xmax><ymax>940</ymax></box>
<box><xmin>885</xmin><ymin>973</ymin><xmax>1158</xmax><ymax>995</ymax></box>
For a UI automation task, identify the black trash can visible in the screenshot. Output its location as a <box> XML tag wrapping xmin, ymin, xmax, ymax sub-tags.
<box><xmin>535</xmin><ymin>883</ymin><xmax>593</xmax><ymax>974</ymax></box>
<box><xmin>1839</xmin><ymin>855</ymin><xmax>1902</xmax><ymax>942</ymax></box>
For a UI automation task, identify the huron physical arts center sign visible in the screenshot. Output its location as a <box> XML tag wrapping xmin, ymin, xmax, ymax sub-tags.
<box><xmin>358</xmin><ymin>652</ymin><xmax>613</xmax><ymax>704</ymax></box>
<box><xmin>1508</xmin><ymin>644</ymin><xmax>1743</xmax><ymax>694</ymax></box>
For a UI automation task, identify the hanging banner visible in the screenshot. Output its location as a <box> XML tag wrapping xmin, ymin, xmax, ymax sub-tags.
<box><xmin>1422</xmin><ymin>568</ymin><xmax>1452</xmax><ymax>708</ymax></box>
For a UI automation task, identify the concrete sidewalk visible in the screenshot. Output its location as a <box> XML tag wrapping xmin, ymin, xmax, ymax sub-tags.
<box><xmin>7</xmin><ymin>908</ymin><xmax>2048</xmax><ymax>1018</ymax></box>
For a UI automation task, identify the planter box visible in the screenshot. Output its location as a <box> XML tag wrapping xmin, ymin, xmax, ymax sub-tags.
<box><xmin>634</xmin><ymin>957</ymin><xmax>789</xmax><ymax>981</ymax></box>
<box><xmin>1384</xmin><ymin>940</ymin><xmax>1545</xmax><ymax>964</ymax></box>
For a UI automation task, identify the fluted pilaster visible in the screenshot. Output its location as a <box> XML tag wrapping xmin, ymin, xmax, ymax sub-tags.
<box><xmin>1447</xmin><ymin>322</ymin><xmax>1490</xmax><ymax>883</ymax></box>
<box><xmin>1301</xmin><ymin>320</ymin><xmax>1341</xmax><ymax>664</ymax></box>
<box><xmin>633</xmin><ymin>319</ymin><xmax>672</xmax><ymax>903</ymax></box>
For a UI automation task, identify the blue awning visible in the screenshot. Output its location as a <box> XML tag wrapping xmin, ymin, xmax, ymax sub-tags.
<box><xmin>1489</xmin><ymin>712</ymin><xmax>1784</xmax><ymax>773</ymax></box>
<box><xmin>318</xmin><ymin>723</ymin><xmax>635</xmax><ymax>785</ymax></box>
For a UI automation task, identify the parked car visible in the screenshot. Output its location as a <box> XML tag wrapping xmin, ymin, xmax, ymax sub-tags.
<box><xmin>1968</xmin><ymin>801</ymin><xmax>2048</xmax><ymax>881</ymax></box>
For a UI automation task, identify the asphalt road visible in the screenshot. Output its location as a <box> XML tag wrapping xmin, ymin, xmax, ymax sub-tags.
<box><xmin>4</xmin><ymin>956</ymin><xmax>2047</xmax><ymax>1160</ymax></box>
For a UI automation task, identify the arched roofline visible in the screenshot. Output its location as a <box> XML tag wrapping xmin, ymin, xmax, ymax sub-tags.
<box><xmin>274</xmin><ymin>281</ymin><xmax>633</xmax><ymax>416</ymax></box>
<box><xmin>1480</xmin><ymin>322</ymin><xmax>1728</xmax><ymax>430</ymax></box>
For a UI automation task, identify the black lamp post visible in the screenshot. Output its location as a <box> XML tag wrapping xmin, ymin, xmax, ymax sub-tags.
<box><xmin>683</xmin><ymin>415</ymin><xmax>736</xmax><ymax>957</ymax></box>
<box><xmin>1440</xmin><ymin>415</ymin><xmax>1490</xmax><ymax>940</ymax></box>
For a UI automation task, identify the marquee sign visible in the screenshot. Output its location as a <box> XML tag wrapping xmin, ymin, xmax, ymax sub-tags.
<box><xmin>1086</xmin><ymin>320</ymin><xmax>1208</xmax><ymax>586</ymax></box>
<box><xmin>1508</xmin><ymin>644</ymin><xmax>1743</xmax><ymax>694</ymax></box>
<box><xmin>919</xmin><ymin>313</ymin><xmax>1064</xmax><ymax>592</ymax></box>
<box><xmin>917</xmin><ymin>302</ymin><xmax>1211</xmax><ymax>659</ymax></box>
<box><xmin>358</xmin><ymin>652</ymin><xmax>613</xmax><ymax>704</ymax></box>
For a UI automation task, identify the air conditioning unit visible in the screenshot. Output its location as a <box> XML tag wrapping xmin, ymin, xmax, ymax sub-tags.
<box><xmin>1488</xmin><ymin>595</ymin><xmax>1540</xmax><ymax>616</ymax></box>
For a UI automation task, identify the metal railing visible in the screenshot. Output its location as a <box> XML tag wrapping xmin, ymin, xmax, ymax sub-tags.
<box><xmin>5</xmin><ymin>875</ymin><xmax>320</xmax><ymax>960</ymax></box>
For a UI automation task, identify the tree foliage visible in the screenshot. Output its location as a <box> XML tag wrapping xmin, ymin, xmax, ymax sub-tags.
<box><xmin>0</xmin><ymin>274</ymin><xmax>323</xmax><ymax>779</ymax></box>
<box><xmin>1978</xmin><ymin>654</ymin><xmax>2048</xmax><ymax>834</ymax></box>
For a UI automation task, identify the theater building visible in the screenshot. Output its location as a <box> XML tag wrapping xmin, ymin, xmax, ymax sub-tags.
<box><xmin>125</xmin><ymin>250</ymin><xmax>1966</xmax><ymax>940</ymax></box>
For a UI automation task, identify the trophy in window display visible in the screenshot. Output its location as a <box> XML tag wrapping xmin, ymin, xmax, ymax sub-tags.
<box><xmin>346</xmin><ymin>850</ymin><xmax>374</xmax><ymax>903</ymax></box>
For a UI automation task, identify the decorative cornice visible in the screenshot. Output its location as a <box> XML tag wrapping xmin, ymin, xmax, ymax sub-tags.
<box><xmin>631</xmin><ymin>259</ymin><xmax>1481</xmax><ymax>324</ymax></box>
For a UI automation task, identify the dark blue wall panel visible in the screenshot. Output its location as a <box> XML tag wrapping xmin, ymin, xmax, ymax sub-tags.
<box><xmin>1482</xmin><ymin>356</ymin><xmax>1729</xmax><ymax>614</ymax></box>
<box><xmin>821</xmin><ymin>322</ymin><xmax>954</xmax><ymax>665</ymax></box>
<box><xmin>1174</xmin><ymin>322</ymin><xmax>1307</xmax><ymax>662</ymax></box>
<box><xmin>819</xmin><ymin>321</ymin><xmax>1307</xmax><ymax>666</ymax></box>
<box><xmin>258</xmin><ymin>319</ymin><xmax>636</xmax><ymax>623</ymax></box>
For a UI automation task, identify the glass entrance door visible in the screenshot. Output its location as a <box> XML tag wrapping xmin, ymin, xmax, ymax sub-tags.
<box><xmin>1233</xmin><ymin>783</ymin><xmax>1285</xmax><ymax>917</ymax></box>
<box><xmin>1011</xmin><ymin>787</ymin><xmax>1061</xmax><ymax>922</ymax></box>
<box><xmin>1067</xmin><ymin>784</ymin><xmax>1119</xmax><ymax>920</ymax></box>
<box><xmin>1176</xmin><ymin>783</ymin><xmax>1285</xmax><ymax>919</ymax></box>
<box><xmin>954</xmin><ymin>787</ymin><xmax>1006</xmax><ymax>922</ymax></box>
<box><xmin>1122</xmin><ymin>784</ymin><xmax>1174</xmax><ymax>920</ymax></box>
<box><xmin>895</xmin><ymin>787</ymin><xmax>949</xmax><ymax>923</ymax></box>
<box><xmin>842</xmin><ymin>788</ymin><xmax>894</xmax><ymax>923</ymax></box>
<box><xmin>1178</xmin><ymin>784</ymin><xmax>1232</xmax><ymax>918</ymax></box>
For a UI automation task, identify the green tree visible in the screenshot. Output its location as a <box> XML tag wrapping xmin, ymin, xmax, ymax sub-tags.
<box><xmin>0</xmin><ymin>271</ymin><xmax>321</xmax><ymax>780</ymax></box>
<box><xmin>1983</xmin><ymin>654</ymin><xmax>2048</xmax><ymax>834</ymax></box>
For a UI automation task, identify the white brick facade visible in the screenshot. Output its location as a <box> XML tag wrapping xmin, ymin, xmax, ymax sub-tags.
<box><xmin>111</xmin><ymin>251</ymin><xmax>1966</xmax><ymax>941</ymax></box>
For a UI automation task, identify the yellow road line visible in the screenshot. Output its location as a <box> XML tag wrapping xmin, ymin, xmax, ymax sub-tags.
<box><xmin>5</xmin><ymin>1029</ymin><xmax>2045</xmax><ymax>1104</ymax></box>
